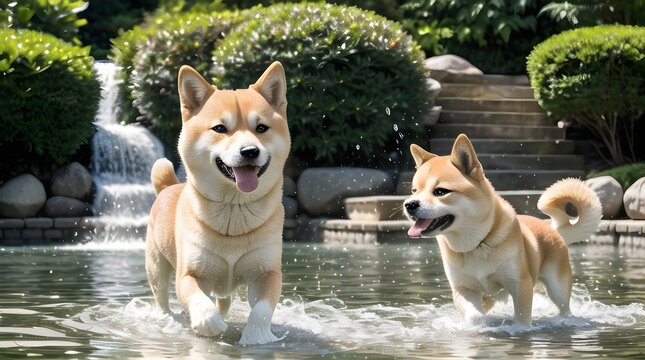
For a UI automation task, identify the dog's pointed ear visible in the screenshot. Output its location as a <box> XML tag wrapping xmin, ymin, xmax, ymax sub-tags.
<box><xmin>178</xmin><ymin>65</ymin><xmax>215</xmax><ymax>122</ymax></box>
<box><xmin>410</xmin><ymin>144</ymin><xmax>436</xmax><ymax>168</ymax></box>
<box><xmin>251</xmin><ymin>61</ymin><xmax>287</xmax><ymax>114</ymax></box>
<box><xmin>450</xmin><ymin>134</ymin><xmax>483</xmax><ymax>178</ymax></box>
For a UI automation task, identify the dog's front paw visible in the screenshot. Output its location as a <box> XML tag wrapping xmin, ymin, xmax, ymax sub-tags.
<box><xmin>189</xmin><ymin>298</ymin><xmax>228</xmax><ymax>337</ymax></box>
<box><xmin>463</xmin><ymin>308</ymin><xmax>485</xmax><ymax>325</ymax></box>
<box><xmin>240</xmin><ymin>325</ymin><xmax>279</xmax><ymax>345</ymax></box>
<box><xmin>239</xmin><ymin>300</ymin><xmax>279</xmax><ymax>345</ymax></box>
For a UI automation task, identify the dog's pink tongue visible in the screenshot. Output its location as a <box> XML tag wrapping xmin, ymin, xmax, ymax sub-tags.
<box><xmin>233</xmin><ymin>166</ymin><xmax>259</xmax><ymax>193</ymax></box>
<box><xmin>408</xmin><ymin>219</ymin><xmax>433</xmax><ymax>238</ymax></box>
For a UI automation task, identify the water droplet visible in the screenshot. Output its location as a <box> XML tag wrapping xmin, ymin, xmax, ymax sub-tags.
<box><xmin>393</xmin><ymin>124</ymin><xmax>398</xmax><ymax>131</ymax></box>
<box><xmin>356</xmin><ymin>144</ymin><xmax>360</xmax><ymax>150</ymax></box>
<box><xmin>385</xmin><ymin>107</ymin><xmax>391</xmax><ymax>116</ymax></box>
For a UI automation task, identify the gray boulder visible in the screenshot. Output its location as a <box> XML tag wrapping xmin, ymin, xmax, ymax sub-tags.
<box><xmin>50</xmin><ymin>162</ymin><xmax>93</xmax><ymax>200</ymax></box>
<box><xmin>297</xmin><ymin>168</ymin><xmax>395</xmax><ymax>216</ymax></box>
<box><xmin>585</xmin><ymin>176</ymin><xmax>623</xmax><ymax>219</ymax></box>
<box><xmin>283</xmin><ymin>176</ymin><xmax>297</xmax><ymax>197</ymax></box>
<box><xmin>424</xmin><ymin>55</ymin><xmax>483</xmax><ymax>81</ymax></box>
<box><xmin>43</xmin><ymin>196</ymin><xmax>93</xmax><ymax>217</ymax></box>
<box><xmin>283</xmin><ymin>196</ymin><xmax>298</xmax><ymax>219</ymax></box>
<box><xmin>0</xmin><ymin>174</ymin><xmax>47</xmax><ymax>217</ymax></box>
<box><xmin>624</xmin><ymin>177</ymin><xmax>645</xmax><ymax>220</ymax></box>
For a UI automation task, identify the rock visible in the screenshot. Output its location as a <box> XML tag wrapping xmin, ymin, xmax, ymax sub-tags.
<box><xmin>297</xmin><ymin>168</ymin><xmax>395</xmax><ymax>217</ymax></box>
<box><xmin>42</xmin><ymin>196</ymin><xmax>93</xmax><ymax>217</ymax></box>
<box><xmin>283</xmin><ymin>196</ymin><xmax>298</xmax><ymax>219</ymax></box>
<box><xmin>50</xmin><ymin>162</ymin><xmax>93</xmax><ymax>200</ymax></box>
<box><xmin>623</xmin><ymin>177</ymin><xmax>645</xmax><ymax>220</ymax></box>
<box><xmin>0</xmin><ymin>174</ymin><xmax>47</xmax><ymax>217</ymax></box>
<box><xmin>283</xmin><ymin>176</ymin><xmax>297</xmax><ymax>197</ymax></box>
<box><xmin>585</xmin><ymin>176</ymin><xmax>623</xmax><ymax>219</ymax></box>
<box><xmin>424</xmin><ymin>55</ymin><xmax>483</xmax><ymax>82</ymax></box>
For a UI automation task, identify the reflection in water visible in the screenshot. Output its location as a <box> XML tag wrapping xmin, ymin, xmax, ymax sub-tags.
<box><xmin>0</xmin><ymin>243</ymin><xmax>644</xmax><ymax>358</ymax></box>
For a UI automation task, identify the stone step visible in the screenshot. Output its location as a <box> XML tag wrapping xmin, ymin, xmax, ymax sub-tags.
<box><xmin>428</xmin><ymin>138</ymin><xmax>576</xmax><ymax>155</ymax></box>
<box><xmin>439</xmin><ymin>83</ymin><xmax>535</xmax><ymax>99</ymax></box>
<box><xmin>436</xmin><ymin>98</ymin><xmax>543</xmax><ymax>113</ymax></box>
<box><xmin>475</xmin><ymin>154</ymin><xmax>584</xmax><ymax>170</ymax></box>
<box><xmin>432</xmin><ymin>72</ymin><xmax>530</xmax><ymax>85</ymax></box>
<box><xmin>344</xmin><ymin>191</ymin><xmax>546</xmax><ymax>222</ymax></box>
<box><xmin>437</xmin><ymin>110</ymin><xmax>550</xmax><ymax>126</ymax></box>
<box><xmin>498</xmin><ymin>190</ymin><xmax>544</xmax><ymax>218</ymax></box>
<box><xmin>430</xmin><ymin>124</ymin><xmax>566</xmax><ymax>140</ymax></box>
<box><xmin>397</xmin><ymin>170</ymin><xmax>585</xmax><ymax>192</ymax></box>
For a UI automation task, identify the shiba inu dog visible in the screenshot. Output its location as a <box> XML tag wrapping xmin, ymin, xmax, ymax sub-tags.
<box><xmin>145</xmin><ymin>62</ymin><xmax>290</xmax><ymax>344</ymax></box>
<box><xmin>403</xmin><ymin>134</ymin><xmax>601</xmax><ymax>326</ymax></box>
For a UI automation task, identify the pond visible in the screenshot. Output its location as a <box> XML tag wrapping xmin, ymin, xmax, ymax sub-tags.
<box><xmin>1</xmin><ymin>241</ymin><xmax>644</xmax><ymax>359</ymax></box>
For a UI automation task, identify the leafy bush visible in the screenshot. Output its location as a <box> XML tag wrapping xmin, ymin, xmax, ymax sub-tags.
<box><xmin>590</xmin><ymin>163</ymin><xmax>645</xmax><ymax>190</ymax></box>
<box><xmin>212</xmin><ymin>3</ymin><xmax>428</xmax><ymax>166</ymax></box>
<box><xmin>130</xmin><ymin>10</ymin><xmax>241</xmax><ymax>147</ymax></box>
<box><xmin>0</xmin><ymin>0</ymin><xmax>88</xmax><ymax>44</ymax></box>
<box><xmin>400</xmin><ymin>0</ymin><xmax>553</xmax><ymax>74</ymax></box>
<box><xmin>527</xmin><ymin>25</ymin><xmax>645</xmax><ymax>165</ymax></box>
<box><xmin>539</xmin><ymin>0</ymin><xmax>645</xmax><ymax>28</ymax></box>
<box><xmin>0</xmin><ymin>29</ymin><xmax>100</xmax><ymax>180</ymax></box>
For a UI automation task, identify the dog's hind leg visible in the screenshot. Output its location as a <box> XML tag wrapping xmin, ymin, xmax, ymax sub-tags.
<box><xmin>145</xmin><ymin>234</ymin><xmax>173</xmax><ymax>313</ymax></box>
<box><xmin>540</xmin><ymin>259</ymin><xmax>572</xmax><ymax>316</ymax></box>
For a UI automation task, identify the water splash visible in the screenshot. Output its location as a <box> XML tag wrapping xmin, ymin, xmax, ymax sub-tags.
<box><xmin>90</xmin><ymin>62</ymin><xmax>164</xmax><ymax>241</ymax></box>
<box><xmin>64</xmin><ymin>284</ymin><xmax>645</xmax><ymax>357</ymax></box>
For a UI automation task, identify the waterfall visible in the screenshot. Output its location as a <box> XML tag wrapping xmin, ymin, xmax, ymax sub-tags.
<box><xmin>90</xmin><ymin>61</ymin><xmax>164</xmax><ymax>241</ymax></box>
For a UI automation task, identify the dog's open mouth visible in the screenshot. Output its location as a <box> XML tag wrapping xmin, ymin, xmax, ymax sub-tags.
<box><xmin>216</xmin><ymin>157</ymin><xmax>270</xmax><ymax>193</ymax></box>
<box><xmin>407</xmin><ymin>215</ymin><xmax>455</xmax><ymax>238</ymax></box>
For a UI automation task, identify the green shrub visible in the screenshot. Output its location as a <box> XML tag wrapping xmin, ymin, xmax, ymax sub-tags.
<box><xmin>213</xmin><ymin>3</ymin><xmax>428</xmax><ymax>166</ymax></box>
<box><xmin>130</xmin><ymin>10</ymin><xmax>241</xmax><ymax>148</ymax></box>
<box><xmin>539</xmin><ymin>0</ymin><xmax>645</xmax><ymax>28</ymax></box>
<box><xmin>527</xmin><ymin>25</ymin><xmax>645</xmax><ymax>165</ymax></box>
<box><xmin>400</xmin><ymin>0</ymin><xmax>553</xmax><ymax>74</ymax></box>
<box><xmin>590</xmin><ymin>163</ymin><xmax>645</xmax><ymax>190</ymax></box>
<box><xmin>0</xmin><ymin>0</ymin><xmax>88</xmax><ymax>44</ymax></box>
<box><xmin>0</xmin><ymin>29</ymin><xmax>100</xmax><ymax>180</ymax></box>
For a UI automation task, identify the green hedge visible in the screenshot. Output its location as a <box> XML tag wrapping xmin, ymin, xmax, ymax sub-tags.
<box><xmin>0</xmin><ymin>0</ymin><xmax>88</xmax><ymax>44</ymax></box>
<box><xmin>0</xmin><ymin>29</ymin><xmax>100</xmax><ymax>180</ymax></box>
<box><xmin>527</xmin><ymin>25</ymin><xmax>645</xmax><ymax>165</ymax></box>
<box><xmin>212</xmin><ymin>3</ymin><xmax>428</xmax><ymax>166</ymax></box>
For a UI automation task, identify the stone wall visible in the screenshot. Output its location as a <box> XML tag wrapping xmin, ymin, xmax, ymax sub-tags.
<box><xmin>0</xmin><ymin>217</ymin><xmax>96</xmax><ymax>246</ymax></box>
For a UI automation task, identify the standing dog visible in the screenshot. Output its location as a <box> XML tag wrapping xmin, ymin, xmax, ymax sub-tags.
<box><xmin>403</xmin><ymin>134</ymin><xmax>601</xmax><ymax>326</ymax></box>
<box><xmin>145</xmin><ymin>62</ymin><xmax>290</xmax><ymax>344</ymax></box>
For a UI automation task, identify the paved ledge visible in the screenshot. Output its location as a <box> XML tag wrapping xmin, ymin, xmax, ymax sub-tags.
<box><xmin>323</xmin><ymin>219</ymin><xmax>645</xmax><ymax>247</ymax></box>
<box><xmin>589</xmin><ymin>220</ymin><xmax>645</xmax><ymax>248</ymax></box>
<box><xmin>0</xmin><ymin>217</ymin><xmax>96</xmax><ymax>245</ymax></box>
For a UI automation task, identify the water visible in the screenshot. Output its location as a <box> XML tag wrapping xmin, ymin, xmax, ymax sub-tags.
<box><xmin>1</xmin><ymin>242</ymin><xmax>643</xmax><ymax>359</ymax></box>
<box><xmin>90</xmin><ymin>62</ymin><xmax>164</xmax><ymax>239</ymax></box>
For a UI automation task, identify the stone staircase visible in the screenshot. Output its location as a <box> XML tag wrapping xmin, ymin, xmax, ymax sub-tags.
<box><xmin>323</xmin><ymin>74</ymin><xmax>588</xmax><ymax>244</ymax></box>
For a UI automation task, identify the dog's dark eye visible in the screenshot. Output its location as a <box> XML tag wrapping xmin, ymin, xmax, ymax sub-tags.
<box><xmin>411</xmin><ymin>188</ymin><xmax>417</xmax><ymax>194</ymax></box>
<box><xmin>256</xmin><ymin>124</ymin><xmax>269</xmax><ymax>133</ymax></box>
<box><xmin>433</xmin><ymin>187</ymin><xmax>451</xmax><ymax>196</ymax></box>
<box><xmin>212</xmin><ymin>124</ymin><xmax>227</xmax><ymax>133</ymax></box>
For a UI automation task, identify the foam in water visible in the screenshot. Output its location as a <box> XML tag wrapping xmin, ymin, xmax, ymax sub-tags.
<box><xmin>90</xmin><ymin>62</ymin><xmax>164</xmax><ymax>241</ymax></box>
<box><xmin>64</xmin><ymin>283</ymin><xmax>645</xmax><ymax>355</ymax></box>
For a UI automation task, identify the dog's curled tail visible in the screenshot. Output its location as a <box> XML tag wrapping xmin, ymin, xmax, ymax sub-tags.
<box><xmin>537</xmin><ymin>178</ymin><xmax>602</xmax><ymax>245</ymax></box>
<box><xmin>151</xmin><ymin>158</ymin><xmax>180</xmax><ymax>195</ymax></box>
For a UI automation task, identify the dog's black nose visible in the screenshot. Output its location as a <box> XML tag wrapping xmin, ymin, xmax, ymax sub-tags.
<box><xmin>240</xmin><ymin>146</ymin><xmax>260</xmax><ymax>159</ymax></box>
<box><xmin>404</xmin><ymin>200</ymin><xmax>420</xmax><ymax>213</ymax></box>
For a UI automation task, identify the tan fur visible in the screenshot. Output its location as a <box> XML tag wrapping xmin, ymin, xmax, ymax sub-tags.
<box><xmin>145</xmin><ymin>62</ymin><xmax>290</xmax><ymax>344</ymax></box>
<box><xmin>404</xmin><ymin>134</ymin><xmax>601</xmax><ymax>326</ymax></box>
